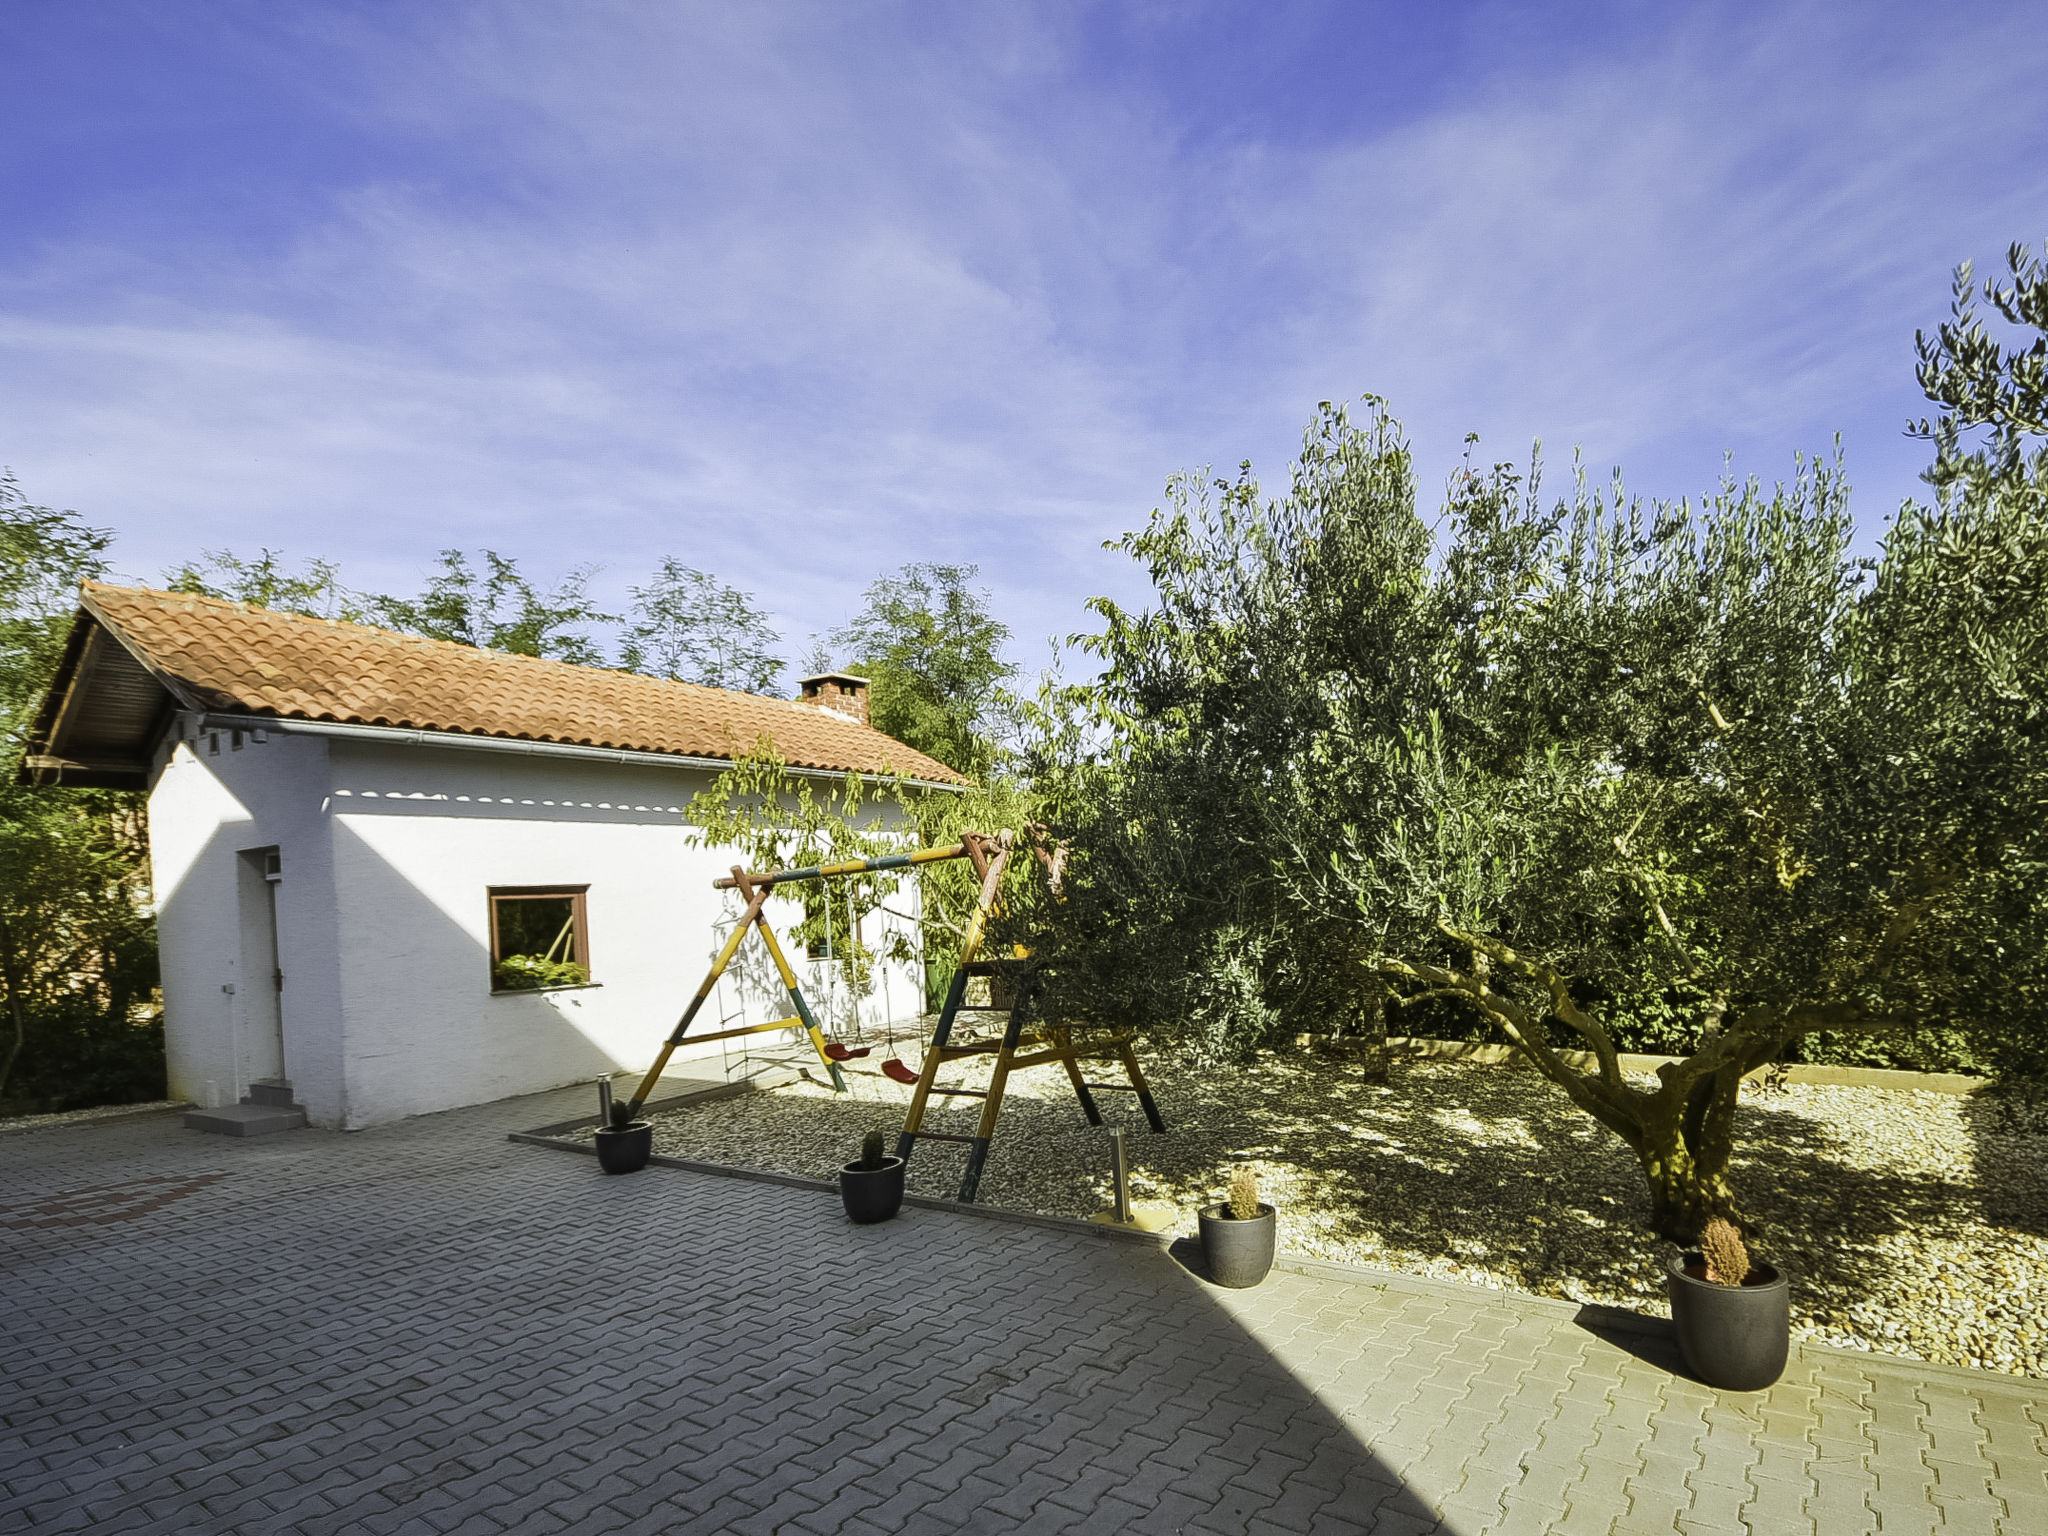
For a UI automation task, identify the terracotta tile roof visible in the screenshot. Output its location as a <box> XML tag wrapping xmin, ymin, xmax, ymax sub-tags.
<box><xmin>78</xmin><ymin>582</ymin><xmax>968</xmax><ymax>785</ymax></box>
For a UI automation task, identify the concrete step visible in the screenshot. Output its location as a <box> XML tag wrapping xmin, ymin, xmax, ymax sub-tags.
<box><xmin>184</xmin><ymin>1102</ymin><xmax>307</xmax><ymax>1137</ymax></box>
<box><xmin>245</xmin><ymin>1078</ymin><xmax>298</xmax><ymax>1108</ymax></box>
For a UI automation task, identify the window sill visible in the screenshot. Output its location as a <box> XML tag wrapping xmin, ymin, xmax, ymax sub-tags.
<box><xmin>490</xmin><ymin>982</ymin><xmax>604</xmax><ymax>997</ymax></box>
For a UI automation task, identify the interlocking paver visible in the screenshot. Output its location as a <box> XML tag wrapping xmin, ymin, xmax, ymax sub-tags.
<box><xmin>3</xmin><ymin>1087</ymin><xmax>2043</xmax><ymax>1536</ymax></box>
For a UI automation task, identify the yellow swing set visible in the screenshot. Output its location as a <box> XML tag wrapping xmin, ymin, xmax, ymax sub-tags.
<box><xmin>617</xmin><ymin>830</ymin><xmax>1165</xmax><ymax>1201</ymax></box>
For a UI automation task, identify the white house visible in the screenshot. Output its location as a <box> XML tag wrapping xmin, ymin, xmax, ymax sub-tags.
<box><xmin>21</xmin><ymin>583</ymin><xmax>965</xmax><ymax>1132</ymax></box>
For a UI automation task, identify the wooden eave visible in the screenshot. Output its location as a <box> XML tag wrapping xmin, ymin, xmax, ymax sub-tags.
<box><xmin>16</xmin><ymin>606</ymin><xmax>191</xmax><ymax>790</ymax></box>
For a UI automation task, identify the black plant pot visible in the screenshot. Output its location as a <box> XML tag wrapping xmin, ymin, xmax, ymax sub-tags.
<box><xmin>1668</xmin><ymin>1254</ymin><xmax>1790</xmax><ymax>1390</ymax></box>
<box><xmin>839</xmin><ymin>1158</ymin><xmax>906</xmax><ymax>1224</ymax></box>
<box><xmin>594</xmin><ymin>1120</ymin><xmax>653</xmax><ymax>1175</ymax></box>
<box><xmin>1198</xmin><ymin>1204</ymin><xmax>1277</xmax><ymax>1288</ymax></box>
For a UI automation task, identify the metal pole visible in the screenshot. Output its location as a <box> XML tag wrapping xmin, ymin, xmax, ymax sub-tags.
<box><xmin>1109</xmin><ymin>1127</ymin><xmax>1131</xmax><ymax>1225</ymax></box>
<box><xmin>597</xmin><ymin>1073</ymin><xmax>614</xmax><ymax>1126</ymax></box>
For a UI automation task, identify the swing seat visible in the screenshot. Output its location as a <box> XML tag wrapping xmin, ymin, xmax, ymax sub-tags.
<box><xmin>824</xmin><ymin>1043</ymin><xmax>871</xmax><ymax>1062</ymax></box>
<box><xmin>881</xmin><ymin>1058</ymin><xmax>921</xmax><ymax>1085</ymax></box>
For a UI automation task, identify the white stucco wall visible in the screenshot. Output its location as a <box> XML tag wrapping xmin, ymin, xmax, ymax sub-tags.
<box><xmin>150</xmin><ymin>724</ymin><xmax>348</xmax><ymax>1120</ymax></box>
<box><xmin>150</xmin><ymin>721</ymin><xmax>928</xmax><ymax>1130</ymax></box>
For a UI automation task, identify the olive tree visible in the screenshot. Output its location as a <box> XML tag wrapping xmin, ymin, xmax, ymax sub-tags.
<box><xmin>1072</xmin><ymin>246</ymin><xmax>2048</xmax><ymax>1240</ymax></box>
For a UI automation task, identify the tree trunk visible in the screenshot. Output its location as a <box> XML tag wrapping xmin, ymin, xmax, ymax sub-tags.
<box><xmin>1636</xmin><ymin>1074</ymin><xmax>1743</xmax><ymax>1241</ymax></box>
<box><xmin>1357</xmin><ymin>973</ymin><xmax>1392</xmax><ymax>1084</ymax></box>
<box><xmin>1382</xmin><ymin>935</ymin><xmax>1773</xmax><ymax>1244</ymax></box>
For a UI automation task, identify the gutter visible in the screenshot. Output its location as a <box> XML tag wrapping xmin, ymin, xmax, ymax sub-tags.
<box><xmin>192</xmin><ymin>712</ymin><xmax>968</xmax><ymax>794</ymax></box>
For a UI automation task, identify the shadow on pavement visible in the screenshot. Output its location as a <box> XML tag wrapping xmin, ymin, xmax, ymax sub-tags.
<box><xmin>2</xmin><ymin>1104</ymin><xmax>1454</xmax><ymax>1535</ymax></box>
<box><xmin>1571</xmin><ymin>1303</ymin><xmax>1691</xmax><ymax>1379</ymax></box>
<box><xmin>1164</xmin><ymin>1233</ymin><xmax>1213</xmax><ymax>1283</ymax></box>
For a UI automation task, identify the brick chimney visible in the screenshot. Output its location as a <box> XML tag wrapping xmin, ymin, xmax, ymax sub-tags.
<box><xmin>794</xmin><ymin>672</ymin><xmax>870</xmax><ymax>725</ymax></box>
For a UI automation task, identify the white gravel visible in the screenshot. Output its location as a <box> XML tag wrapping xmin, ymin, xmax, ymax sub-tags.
<box><xmin>631</xmin><ymin>1045</ymin><xmax>2048</xmax><ymax>1378</ymax></box>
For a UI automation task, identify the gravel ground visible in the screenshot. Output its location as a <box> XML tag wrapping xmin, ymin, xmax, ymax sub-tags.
<box><xmin>631</xmin><ymin>1044</ymin><xmax>2048</xmax><ymax>1378</ymax></box>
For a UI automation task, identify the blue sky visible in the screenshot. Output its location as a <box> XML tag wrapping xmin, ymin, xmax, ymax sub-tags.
<box><xmin>5</xmin><ymin>1</ymin><xmax>2045</xmax><ymax>679</ymax></box>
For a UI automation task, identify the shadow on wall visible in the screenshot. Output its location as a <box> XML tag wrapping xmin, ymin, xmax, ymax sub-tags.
<box><xmin>155</xmin><ymin>747</ymin><xmax>921</xmax><ymax>1124</ymax></box>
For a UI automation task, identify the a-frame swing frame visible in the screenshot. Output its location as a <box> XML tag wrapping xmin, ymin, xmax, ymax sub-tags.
<box><xmin>618</xmin><ymin>830</ymin><xmax>1166</xmax><ymax>1200</ymax></box>
<box><xmin>618</xmin><ymin>839</ymin><xmax>981</xmax><ymax>1118</ymax></box>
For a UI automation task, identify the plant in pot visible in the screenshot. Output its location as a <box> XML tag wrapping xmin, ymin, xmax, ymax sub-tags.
<box><xmin>839</xmin><ymin>1130</ymin><xmax>906</xmax><ymax>1224</ymax></box>
<box><xmin>1198</xmin><ymin>1168</ymin><xmax>1277</xmax><ymax>1288</ymax></box>
<box><xmin>594</xmin><ymin>1100</ymin><xmax>654</xmax><ymax>1175</ymax></box>
<box><xmin>1667</xmin><ymin>1217</ymin><xmax>1790</xmax><ymax>1390</ymax></box>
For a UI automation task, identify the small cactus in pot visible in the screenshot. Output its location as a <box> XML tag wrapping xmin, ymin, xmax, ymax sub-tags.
<box><xmin>839</xmin><ymin>1126</ymin><xmax>906</xmax><ymax>1224</ymax></box>
<box><xmin>1667</xmin><ymin>1214</ymin><xmax>1789</xmax><ymax>1390</ymax></box>
<box><xmin>1227</xmin><ymin>1167</ymin><xmax>1261</xmax><ymax>1220</ymax></box>
<box><xmin>1198</xmin><ymin>1164</ymin><xmax>1276</xmax><ymax>1287</ymax></box>
<box><xmin>593</xmin><ymin>1097</ymin><xmax>653</xmax><ymax>1174</ymax></box>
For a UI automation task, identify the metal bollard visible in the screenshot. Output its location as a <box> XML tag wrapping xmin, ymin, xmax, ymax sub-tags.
<box><xmin>1109</xmin><ymin>1127</ymin><xmax>1131</xmax><ymax>1225</ymax></box>
<box><xmin>596</xmin><ymin>1073</ymin><xmax>614</xmax><ymax>1127</ymax></box>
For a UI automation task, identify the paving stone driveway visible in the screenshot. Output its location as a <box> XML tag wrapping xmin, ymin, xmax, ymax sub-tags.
<box><xmin>3</xmin><ymin>1087</ymin><xmax>2043</xmax><ymax>1535</ymax></box>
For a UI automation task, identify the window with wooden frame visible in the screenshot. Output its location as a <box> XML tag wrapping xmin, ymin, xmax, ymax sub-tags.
<box><xmin>488</xmin><ymin>886</ymin><xmax>592</xmax><ymax>992</ymax></box>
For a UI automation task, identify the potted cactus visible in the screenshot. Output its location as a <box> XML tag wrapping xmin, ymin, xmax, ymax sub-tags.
<box><xmin>594</xmin><ymin>1100</ymin><xmax>654</xmax><ymax>1175</ymax></box>
<box><xmin>1198</xmin><ymin>1167</ymin><xmax>1277</xmax><ymax>1287</ymax></box>
<box><xmin>1667</xmin><ymin>1217</ymin><xmax>1790</xmax><ymax>1390</ymax></box>
<box><xmin>839</xmin><ymin>1130</ymin><xmax>906</xmax><ymax>1224</ymax></box>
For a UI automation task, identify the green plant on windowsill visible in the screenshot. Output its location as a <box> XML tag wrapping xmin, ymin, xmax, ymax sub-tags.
<box><xmin>492</xmin><ymin>954</ymin><xmax>591</xmax><ymax>991</ymax></box>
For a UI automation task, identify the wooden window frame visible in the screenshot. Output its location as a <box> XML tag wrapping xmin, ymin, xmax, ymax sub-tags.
<box><xmin>487</xmin><ymin>884</ymin><xmax>594</xmax><ymax>994</ymax></box>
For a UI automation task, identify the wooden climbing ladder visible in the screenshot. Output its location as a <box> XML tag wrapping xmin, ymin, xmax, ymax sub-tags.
<box><xmin>892</xmin><ymin>832</ymin><xmax>1166</xmax><ymax>1203</ymax></box>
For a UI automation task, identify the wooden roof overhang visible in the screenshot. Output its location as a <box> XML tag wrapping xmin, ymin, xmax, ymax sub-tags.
<box><xmin>17</xmin><ymin>601</ymin><xmax>187</xmax><ymax>789</ymax></box>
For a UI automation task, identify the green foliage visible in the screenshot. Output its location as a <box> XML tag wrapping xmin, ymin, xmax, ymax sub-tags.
<box><xmin>685</xmin><ymin>747</ymin><xmax>927</xmax><ymax>1000</ymax></box>
<box><xmin>832</xmin><ymin>562</ymin><xmax>1015</xmax><ymax>774</ymax></box>
<box><xmin>1009</xmin><ymin>469</ymin><xmax>1398</xmax><ymax>1064</ymax></box>
<box><xmin>2</xmin><ymin>471</ymin><xmax>161</xmax><ymax>1109</ymax></box>
<box><xmin>620</xmin><ymin>558</ymin><xmax>784</xmax><ymax>694</ymax></box>
<box><xmin>1051</xmin><ymin>245</ymin><xmax>2048</xmax><ymax>1239</ymax></box>
<box><xmin>1910</xmin><ymin>241</ymin><xmax>2048</xmax><ymax>502</ymax></box>
<box><xmin>3</xmin><ymin>476</ymin><xmax>113</xmax><ymax>701</ymax></box>
<box><xmin>162</xmin><ymin>545</ymin><xmax>795</xmax><ymax>695</ymax></box>
<box><xmin>164</xmin><ymin>549</ymin><xmax>367</xmax><ymax>621</ymax></box>
<box><xmin>490</xmin><ymin>954</ymin><xmax>590</xmax><ymax>991</ymax></box>
<box><xmin>682</xmin><ymin>739</ymin><xmax>1048</xmax><ymax>1018</ymax></box>
<box><xmin>370</xmin><ymin>548</ymin><xmax>615</xmax><ymax>664</ymax></box>
<box><xmin>0</xmin><ymin>911</ymin><xmax>163</xmax><ymax>1110</ymax></box>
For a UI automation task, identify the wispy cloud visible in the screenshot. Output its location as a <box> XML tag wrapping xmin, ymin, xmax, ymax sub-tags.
<box><xmin>2</xmin><ymin>1</ymin><xmax>2043</xmax><ymax>667</ymax></box>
